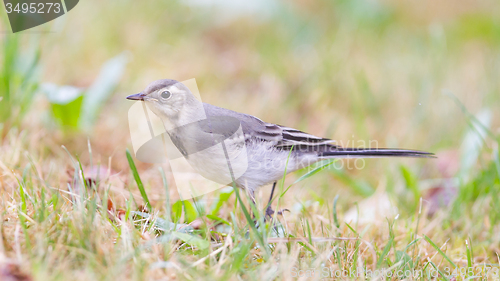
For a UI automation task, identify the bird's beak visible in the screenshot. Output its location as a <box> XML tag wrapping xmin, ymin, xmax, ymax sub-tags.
<box><xmin>126</xmin><ymin>93</ymin><xmax>145</xmax><ymax>101</ymax></box>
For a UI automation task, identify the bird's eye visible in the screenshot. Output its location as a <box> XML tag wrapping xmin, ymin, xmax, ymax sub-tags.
<box><xmin>160</xmin><ymin>90</ymin><xmax>172</xmax><ymax>100</ymax></box>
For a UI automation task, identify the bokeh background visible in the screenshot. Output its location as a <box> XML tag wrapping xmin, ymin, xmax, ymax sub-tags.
<box><xmin>3</xmin><ymin>0</ymin><xmax>499</xmax><ymax>205</ymax></box>
<box><xmin>1</xmin><ymin>0</ymin><xmax>500</xmax><ymax>279</ymax></box>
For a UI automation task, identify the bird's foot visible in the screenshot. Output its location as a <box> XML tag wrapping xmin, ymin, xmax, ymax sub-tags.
<box><xmin>264</xmin><ymin>205</ymin><xmax>289</xmax><ymax>221</ymax></box>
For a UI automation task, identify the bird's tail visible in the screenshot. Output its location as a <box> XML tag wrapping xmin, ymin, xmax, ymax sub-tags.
<box><xmin>318</xmin><ymin>147</ymin><xmax>435</xmax><ymax>158</ymax></box>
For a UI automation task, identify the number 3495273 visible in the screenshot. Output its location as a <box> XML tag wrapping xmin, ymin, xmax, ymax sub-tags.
<box><xmin>4</xmin><ymin>2</ymin><xmax>61</xmax><ymax>14</ymax></box>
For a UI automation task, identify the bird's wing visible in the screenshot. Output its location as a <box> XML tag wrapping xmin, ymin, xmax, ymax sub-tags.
<box><xmin>202</xmin><ymin>103</ymin><xmax>337</xmax><ymax>151</ymax></box>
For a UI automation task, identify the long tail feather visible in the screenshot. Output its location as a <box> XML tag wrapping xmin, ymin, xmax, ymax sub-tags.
<box><xmin>318</xmin><ymin>148</ymin><xmax>435</xmax><ymax>158</ymax></box>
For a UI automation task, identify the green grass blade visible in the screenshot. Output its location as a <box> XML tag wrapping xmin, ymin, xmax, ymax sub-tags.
<box><xmin>206</xmin><ymin>214</ymin><xmax>230</xmax><ymax>225</ymax></box>
<box><xmin>333</xmin><ymin>194</ymin><xmax>340</xmax><ymax>228</ymax></box>
<box><xmin>424</xmin><ymin>235</ymin><xmax>457</xmax><ymax>268</ymax></box>
<box><xmin>377</xmin><ymin>236</ymin><xmax>394</xmax><ymax>268</ymax></box>
<box><xmin>232</xmin><ymin>186</ymin><xmax>270</xmax><ymax>258</ymax></box>
<box><xmin>427</xmin><ymin>260</ymin><xmax>449</xmax><ymax>281</ymax></box>
<box><xmin>306</xmin><ymin>219</ymin><xmax>312</xmax><ymax>245</ymax></box>
<box><xmin>172</xmin><ymin>231</ymin><xmax>209</xmax><ymax>250</ymax></box>
<box><xmin>466</xmin><ymin>238</ymin><xmax>473</xmax><ymax>275</ymax></box>
<box><xmin>159</xmin><ymin>167</ymin><xmax>171</xmax><ymax>223</ymax></box>
<box><xmin>220</xmin><ymin>141</ymin><xmax>269</xmax><ymax>257</ymax></box>
<box><xmin>126</xmin><ymin>148</ymin><xmax>151</xmax><ymax>209</ymax></box>
<box><xmin>293</xmin><ymin>159</ymin><xmax>338</xmax><ymax>184</ymax></box>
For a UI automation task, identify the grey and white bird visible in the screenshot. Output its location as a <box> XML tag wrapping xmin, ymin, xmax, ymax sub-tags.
<box><xmin>127</xmin><ymin>79</ymin><xmax>433</xmax><ymax>217</ymax></box>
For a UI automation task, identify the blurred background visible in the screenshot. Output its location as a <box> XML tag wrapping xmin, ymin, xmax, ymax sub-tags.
<box><xmin>1</xmin><ymin>0</ymin><xmax>499</xmax><ymax>224</ymax></box>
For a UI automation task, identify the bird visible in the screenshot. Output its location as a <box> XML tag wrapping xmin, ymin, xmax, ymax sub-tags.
<box><xmin>127</xmin><ymin>79</ymin><xmax>434</xmax><ymax>218</ymax></box>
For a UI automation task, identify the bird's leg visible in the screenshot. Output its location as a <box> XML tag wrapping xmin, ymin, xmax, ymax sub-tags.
<box><xmin>264</xmin><ymin>182</ymin><xmax>277</xmax><ymax>218</ymax></box>
<box><xmin>268</xmin><ymin>182</ymin><xmax>276</xmax><ymax>205</ymax></box>
<box><xmin>264</xmin><ymin>182</ymin><xmax>290</xmax><ymax>221</ymax></box>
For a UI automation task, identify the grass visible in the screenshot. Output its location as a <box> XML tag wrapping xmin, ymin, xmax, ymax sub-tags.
<box><xmin>0</xmin><ymin>33</ymin><xmax>41</xmax><ymax>138</ymax></box>
<box><xmin>1</xmin><ymin>121</ymin><xmax>499</xmax><ymax>280</ymax></box>
<box><xmin>1</xmin><ymin>0</ymin><xmax>500</xmax><ymax>280</ymax></box>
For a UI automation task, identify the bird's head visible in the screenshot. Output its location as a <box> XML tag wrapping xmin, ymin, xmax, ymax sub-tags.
<box><xmin>127</xmin><ymin>79</ymin><xmax>202</xmax><ymax>124</ymax></box>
